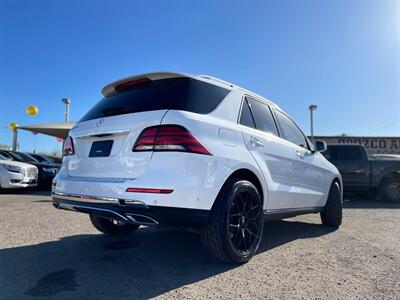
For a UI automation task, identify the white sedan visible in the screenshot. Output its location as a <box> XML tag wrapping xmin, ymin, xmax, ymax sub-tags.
<box><xmin>0</xmin><ymin>154</ymin><xmax>38</xmax><ymax>189</ymax></box>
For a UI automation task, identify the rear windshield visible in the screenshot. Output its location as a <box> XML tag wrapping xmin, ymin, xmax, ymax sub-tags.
<box><xmin>80</xmin><ymin>77</ymin><xmax>230</xmax><ymax>122</ymax></box>
<box><xmin>324</xmin><ymin>146</ymin><xmax>364</xmax><ymax>161</ymax></box>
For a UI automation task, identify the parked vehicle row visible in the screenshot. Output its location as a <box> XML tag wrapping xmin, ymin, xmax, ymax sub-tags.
<box><xmin>52</xmin><ymin>71</ymin><xmax>343</xmax><ymax>264</ymax></box>
<box><xmin>0</xmin><ymin>150</ymin><xmax>60</xmax><ymax>190</ymax></box>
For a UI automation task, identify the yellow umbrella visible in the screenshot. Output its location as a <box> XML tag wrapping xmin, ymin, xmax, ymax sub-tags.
<box><xmin>26</xmin><ymin>105</ymin><xmax>39</xmax><ymax>116</ymax></box>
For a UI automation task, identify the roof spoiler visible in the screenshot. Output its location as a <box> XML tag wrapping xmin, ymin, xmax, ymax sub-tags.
<box><xmin>101</xmin><ymin>72</ymin><xmax>189</xmax><ymax>97</ymax></box>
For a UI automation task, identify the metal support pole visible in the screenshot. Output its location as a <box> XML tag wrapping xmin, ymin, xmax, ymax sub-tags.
<box><xmin>310</xmin><ymin>109</ymin><xmax>314</xmax><ymax>141</ymax></box>
<box><xmin>61</xmin><ymin>98</ymin><xmax>71</xmax><ymax>156</ymax></box>
<box><xmin>308</xmin><ymin>104</ymin><xmax>317</xmax><ymax>143</ymax></box>
<box><xmin>12</xmin><ymin>129</ymin><xmax>18</xmax><ymax>151</ymax></box>
<box><xmin>62</xmin><ymin>98</ymin><xmax>71</xmax><ymax>123</ymax></box>
<box><xmin>66</xmin><ymin>103</ymin><xmax>69</xmax><ymax>123</ymax></box>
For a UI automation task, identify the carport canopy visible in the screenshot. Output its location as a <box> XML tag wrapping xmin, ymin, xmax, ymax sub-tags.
<box><xmin>18</xmin><ymin>122</ymin><xmax>76</xmax><ymax>139</ymax></box>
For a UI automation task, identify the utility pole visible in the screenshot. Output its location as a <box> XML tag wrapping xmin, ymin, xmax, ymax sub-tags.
<box><xmin>61</xmin><ymin>98</ymin><xmax>71</xmax><ymax>156</ymax></box>
<box><xmin>12</xmin><ymin>129</ymin><xmax>18</xmax><ymax>151</ymax></box>
<box><xmin>308</xmin><ymin>104</ymin><xmax>317</xmax><ymax>142</ymax></box>
<box><xmin>62</xmin><ymin>98</ymin><xmax>71</xmax><ymax>123</ymax></box>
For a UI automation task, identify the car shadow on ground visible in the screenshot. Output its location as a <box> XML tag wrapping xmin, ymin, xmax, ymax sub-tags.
<box><xmin>0</xmin><ymin>188</ymin><xmax>51</xmax><ymax>196</ymax></box>
<box><xmin>0</xmin><ymin>220</ymin><xmax>334</xmax><ymax>299</ymax></box>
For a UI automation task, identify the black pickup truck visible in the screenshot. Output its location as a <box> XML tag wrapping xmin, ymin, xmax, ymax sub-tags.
<box><xmin>322</xmin><ymin>144</ymin><xmax>400</xmax><ymax>202</ymax></box>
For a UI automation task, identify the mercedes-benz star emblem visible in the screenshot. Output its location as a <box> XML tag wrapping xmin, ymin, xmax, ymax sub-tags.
<box><xmin>96</xmin><ymin>119</ymin><xmax>104</xmax><ymax>127</ymax></box>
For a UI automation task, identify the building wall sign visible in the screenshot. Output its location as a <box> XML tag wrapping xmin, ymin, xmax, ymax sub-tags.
<box><xmin>312</xmin><ymin>136</ymin><xmax>400</xmax><ymax>155</ymax></box>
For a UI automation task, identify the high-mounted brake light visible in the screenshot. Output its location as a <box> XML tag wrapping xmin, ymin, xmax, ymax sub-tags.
<box><xmin>63</xmin><ymin>136</ymin><xmax>75</xmax><ymax>156</ymax></box>
<box><xmin>133</xmin><ymin>125</ymin><xmax>212</xmax><ymax>155</ymax></box>
<box><xmin>115</xmin><ymin>78</ymin><xmax>151</xmax><ymax>92</ymax></box>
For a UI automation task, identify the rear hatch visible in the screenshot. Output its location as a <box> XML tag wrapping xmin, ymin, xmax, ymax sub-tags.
<box><xmin>66</xmin><ymin>75</ymin><xmax>230</xmax><ymax>179</ymax></box>
<box><xmin>67</xmin><ymin>110</ymin><xmax>167</xmax><ymax>179</ymax></box>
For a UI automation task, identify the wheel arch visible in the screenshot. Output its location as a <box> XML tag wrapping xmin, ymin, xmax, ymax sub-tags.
<box><xmin>326</xmin><ymin>176</ymin><xmax>343</xmax><ymax>205</ymax></box>
<box><xmin>215</xmin><ymin>168</ymin><xmax>265</xmax><ymax>208</ymax></box>
<box><xmin>379</xmin><ymin>172</ymin><xmax>400</xmax><ymax>185</ymax></box>
<box><xmin>378</xmin><ymin>171</ymin><xmax>400</xmax><ymax>202</ymax></box>
<box><xmin>332</xmin><ymin>177</ymin><xmax>342</xmax><ymax>191</ymax></box>
<box><xmin>229</xmin><ymin>169</ymin><xmax>264</xmax><ymax>201</ymax></box>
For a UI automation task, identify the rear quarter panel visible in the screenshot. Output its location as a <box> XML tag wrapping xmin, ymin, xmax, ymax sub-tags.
<box><xmin>161</xmin><ymin>109</ymin><xmax>268</xmax><ymax>210</ymax></box>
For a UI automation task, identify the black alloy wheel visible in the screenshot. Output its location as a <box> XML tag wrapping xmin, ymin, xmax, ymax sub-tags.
<box><xmin>228</xmin><ymin>188</ymin><xmax>263</xmax><ymax>255</ymax></box>
<box><xmin>201</xmin><ymin>179</ymin><xmax>264</xmax><ymax>264</ymax></box>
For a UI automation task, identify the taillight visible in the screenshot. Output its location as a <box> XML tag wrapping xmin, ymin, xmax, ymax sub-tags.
<box><xmin>133</xmin><ymin>125</ymin><xmax>211</xmax><ymax>155</ymax></box>
<box><xmin>63</xmin><ymin>136</ymin><xmax>75</xmax><ymax>156</ymax></box>
<box><xmin>126</xmin><ymin>187</ymin><xmax>173</xmax><ymax>194</ymax></box>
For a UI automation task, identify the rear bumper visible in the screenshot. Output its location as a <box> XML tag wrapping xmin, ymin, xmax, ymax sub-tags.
<box><xmin>55</xmin><ymin>151</ymin><xmax>232</xmax><ymax>211</ymax></box>
<box><xmin>52</xmin><ymin>192</ymin><xmax>210</xmax><ymax>227</ymax></box>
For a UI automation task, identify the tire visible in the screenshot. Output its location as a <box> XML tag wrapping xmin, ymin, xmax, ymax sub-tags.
<box><xmin>201</xmin><ymin>179</ymin><xmax>264</xmax><ymax>264</ymax></box>
<box><xmin>379</xmin><ymin>178</ymin><xmax>400</xmax><ymax>203</ymax></box>
<box><xmin>89</xmin><ymin>214</ymin><xmax>139</xmax><ymax>236</ymax></box>
<box><xmin>321</xmin><ymin>181</ymin><xmax>342</xmax><ymax>228</ymax></box>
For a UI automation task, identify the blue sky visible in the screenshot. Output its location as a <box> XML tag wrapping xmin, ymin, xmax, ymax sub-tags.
<box><xmin>0</xmin><ymin>0</ymin><xmax>399</xmax><ymax>154</ymax></box>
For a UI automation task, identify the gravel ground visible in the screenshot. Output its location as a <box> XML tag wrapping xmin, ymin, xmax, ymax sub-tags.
<box><xmin>0</xmin><ymin>189</ymin><xmax>399</xmax><ymax>299</ymax></box>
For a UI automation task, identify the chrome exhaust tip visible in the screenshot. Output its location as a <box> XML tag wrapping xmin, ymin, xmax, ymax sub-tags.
<box><xmin>126</xmin><ymin>213</ymin><xmax>159</xmax><ymax>226</ymax></box>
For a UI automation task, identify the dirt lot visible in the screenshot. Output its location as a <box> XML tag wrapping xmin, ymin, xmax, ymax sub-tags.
<box><xmin>0</xmin><ymin>190</ymin><xmax>399</xmax><ymax>299</ymax></box>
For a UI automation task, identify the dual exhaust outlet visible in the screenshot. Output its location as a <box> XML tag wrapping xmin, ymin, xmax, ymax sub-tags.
<box><xmin>52</xmin><ymin>192</ymin><xmax>159</xmax><ymax>226</ymax></box>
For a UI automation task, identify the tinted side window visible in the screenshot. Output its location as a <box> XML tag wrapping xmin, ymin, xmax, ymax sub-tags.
<box><xmin>0</xmin><ymin>151</ymin><xmax>13</xmax><ymax>160</ymax></box>
<box><xmin>274</xmin><ymin>110</ymin><xmax>308</xmax><ymax>148</ymax></box>
<box><xmin>239</xmin><ymin>99</ymin><xmax>256</xmax><ymax>128</ymax></box>
<box><xmin>9</xmin><ymin>152</ymin><xmax>38</xmax><ymax>163</ymax></box>
<box><xmin>0</xmin><ymin>153</ymin><xmax>10</xmax><ymax>160</ymax></box>
<box><xmin>31</xmin><ymin>154</ymin><xmax>47</xmax><ymax>163</ymax></box>
<box><xmin>327</xmin><ymin>146</ymin><xmax>363</xmax><ymax>161</ymax></box>
<box><xmin>247</xmin><ymin>98</ymin><xmax>278</xmax><ymax>135</ymax></box>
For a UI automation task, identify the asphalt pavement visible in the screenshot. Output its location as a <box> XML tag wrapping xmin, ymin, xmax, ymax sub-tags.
<box><xmin>0</xmin><ymin>189</ymin><xmax>399</xmax><ymax>299</ymax></box>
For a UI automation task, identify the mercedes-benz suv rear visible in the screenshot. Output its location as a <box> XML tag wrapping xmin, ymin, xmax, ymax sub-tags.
<box><xmin>53</xmin><ymin>72</ymin><xmax>342</xmax><ymax>263</ymax></box>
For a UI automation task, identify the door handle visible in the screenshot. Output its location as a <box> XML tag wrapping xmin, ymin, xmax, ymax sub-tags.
<box><xmin>250</xmin><ymin>137</ymin><xmax>264</xmax><ymax>148</ymax></box>
<box><xmin>296</xmin><ymin>151</ymin><xmax>305</xmax><ymax>159</ymax></box>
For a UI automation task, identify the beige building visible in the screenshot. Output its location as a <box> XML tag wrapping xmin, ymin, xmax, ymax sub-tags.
<box><xmin>313</xmin><ymin>136</ymin><xmax>400</xmax><ymax>155</ymax></box>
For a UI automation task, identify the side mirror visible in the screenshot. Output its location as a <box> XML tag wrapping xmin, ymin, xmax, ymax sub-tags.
<box><xmin>314</xmin><ymin>140</ymin><xmax>327</xmax><ymax>153</ymax></box>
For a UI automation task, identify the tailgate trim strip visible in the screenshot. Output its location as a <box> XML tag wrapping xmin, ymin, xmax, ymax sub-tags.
<box><xmin>74</xmin><ymin>129</ymin><xmax>130</xmax><ymax>139</ymax></box>
<box><xmin>52</xmin><ymin>192</ymin><xmax>149</xmax><ymax>209</ymax></box>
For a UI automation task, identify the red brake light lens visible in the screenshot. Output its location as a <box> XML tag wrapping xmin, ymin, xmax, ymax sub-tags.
<box><xmin>63</xmin><ymin>136</ymin><xmax>75</xmax><ymax>156</ymax></box>
<box><xmin>126</xmin><ymin>187</ymin><xmax>173</xmax><ymax>194</ymax></box>
<box><xmin>115</xmin><ymin>78</ymin><xmax>151</xmax><ymax>92</ymax></box>
<box><xmin>133</xmin><ymin>125</ymin><xmax>211</xmax><ymax>155</ymax></box>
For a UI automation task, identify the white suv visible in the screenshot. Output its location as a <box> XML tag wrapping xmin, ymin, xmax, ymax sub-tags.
<box><xmin>52</xmin><ymin>72</ymin><xmax>342</xmax><ymax>263</ymax></box>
